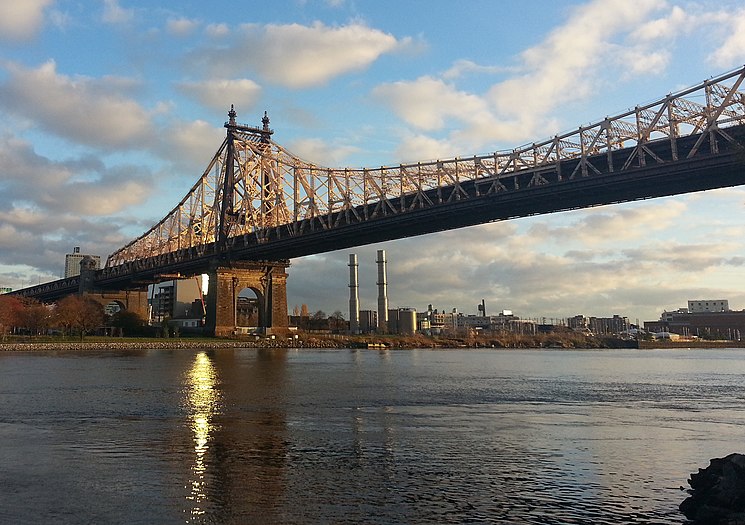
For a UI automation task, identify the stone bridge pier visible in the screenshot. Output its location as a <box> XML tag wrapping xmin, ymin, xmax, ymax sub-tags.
<box><xmin>204</xmin><ymin>261</ymin><xmax>290</xmax><ymax>337</ymax></box>
<box><xmin>79</xmin><ymin>255</ymin><xmax>149</xmax><ymax>319</ymax></box>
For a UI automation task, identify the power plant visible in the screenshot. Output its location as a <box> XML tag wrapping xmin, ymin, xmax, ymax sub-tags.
<box><xmin>347</xmin><ymin>249</ymin><xmax>414</xmax><ymax>335</ymax></box>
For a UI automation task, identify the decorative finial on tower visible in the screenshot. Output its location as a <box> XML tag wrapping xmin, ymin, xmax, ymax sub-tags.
<box><xmin>228</xmin><ymin>104</ymin><xmax>237</xmax><ymax>126</ymax></box>
<box><xmin>262</xmin><ymin>111</ymin><xmax>270</xmax><ymax>132</ymax></box>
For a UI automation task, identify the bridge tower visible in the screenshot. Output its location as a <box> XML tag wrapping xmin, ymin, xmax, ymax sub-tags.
<box><xmin>205</xmin><ymin>108</ymin><xmax>290</xmax><ymax>337</ymax></box>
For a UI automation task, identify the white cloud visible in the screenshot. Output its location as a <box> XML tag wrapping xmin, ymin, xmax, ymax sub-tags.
<box><xmin>373</xmin><ymin>0</ymin><xmax>678</xmax><ymax>157</ymax></box>
<box><xmin>0</xmin><ymin>0</ymin><xmax>53</xmax><ymax>41</ymax></box>
<box><xmin>160</xmin><ymin>119</ymin><xmax>225</xmax><ymax>172</ymax></box>
<box><xmin>190</xmin><ymin>21</ymin><xmax>406</xmax><ymax>88</ymax></box>
<box><xmin>167</xmin><ymin>17</ymin><xmax>199</xmax><ymax>37</ymax></box>
<box><xmin>205</xmin><ymin>23</ymin><xmax>229</xmax><ymax>38</ymax></box>
<box><xmin>630</xmin><ymin>5</ymin><xmax>691</xmax><ymax>42</ymax></box>
<box><xmin>373</xmin><ymin>76</ymin><xmax>489</xmax><ymax>131</ymax></box>
<box><xmin>176</xmin><ymin>78</ymin><xmax>262</xmax><ymax>113</ymax></box>
<box><xmin>102</xmin><ymin>0</ymin><xmax>134</xmax><ymax>25</ymax></box>
<box><xmin>0</xmin><ymin>60</ymin><xmax>155</xmax><ymax>150</ymax></box>
<box><xmin>0</xmin><ymin>133</ymin><xmax>152</xmax><ymax>215</ymax></box>
<box><xmin>442</xmin><ymin>59</ymin><xmax>508</xmax><ymax>80</ymax></box>
<box><xmin>488</xmin><ymin>0</ymin><xmax>666</xmax><ymax>119</ymax></box>
<box><xmin>527</xmin><ymin>200</ymin><xmax>687</xmax><ymax>246</ymax></box>
<box><xmin>708</xmin><ymin>9</ymin><xmax>745</xmax><ymax>68</ymax></box>
<box><xmin>285</xmin><ymin>137</ymin><xmax>360</xmax><ymax>165</ymax></box>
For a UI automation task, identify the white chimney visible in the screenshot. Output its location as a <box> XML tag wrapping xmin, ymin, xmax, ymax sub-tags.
<box><xmin>349</xmin><ymin>254</ymin><xmax>360</xmax><ymax>333</ymax></box>
<box><xmin>376</xmin><ymin>249</ymin><xmax>388</xmax><ymax>333</ymax></box>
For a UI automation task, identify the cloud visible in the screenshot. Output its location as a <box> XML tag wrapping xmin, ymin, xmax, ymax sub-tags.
<box><xmin>0</xmin><ymin>133</ymin><xmax>154</xmax><ymax>280</ymax></box>
<box><xmin>205</xmin><ymin>23</ymin><xmax>229</xmax><ymax>38</ymax></box>
<box><xmin>0</xmin><ymin>0</ymin><xmax>53</xmax><ymax>41</ymax></box>
<box><xmin>442</xmin><ymin>59</ymin><xmax>509</xmax><ymax>80</ymax></box>
<box><xmin>189</xmin><ymin>21</ymin><xmax>407</xmax><ymax>88</ymax></box>
<box><xmin>176</xmin><ymin>78</ymin><xmax>262</xmax><ymax>113</ymax></box>
<box><xmin>708</xmin><ymin>9</ymin><xmax>745</xmax><ymax>68</ymax></box>
<box><xmin>373</xmin><ymin>76</ymin><xmax>490</xmax><ymax>131</ymax></box>
<box><xmin>0</xmin><ymin>60</ymin><xmax>156</xmax><ymax>150</ymax></box>
<box><xmin>167</xmin><ymin>17</ymin><xmax>199</xmax><ymax>37</ymax></box>
<box><xmin>527</xmin><ymin>200</ymin><xmax>687</xmax><ymax>246</ymax></box>
<box><xmin>102</xmin><ymin>0</ymin><xmax>134</xmax><ymax>25</ymax></box>
<box><xmin>285</xmin><ymin>137</ymin><xmax>360</xmax><ymax>165</ymax></box>
<box><xmin>159</xmin><ymin>119</ymin><xmax>225</xmax><ymax>172</ymax></box>
<box><xmin>488</xmin><ymin>0</ymin><xmax>666</xmax><ymax>120</ymax></box>
<box><xmin>0</xmin><ymin>133</ymin><xmax>153</xmax><ymax>216</ymax></box>
<box><xmin>373</xmin><ymin>0</ymin><xmax>675</xmax><ymax>157</ymax></box>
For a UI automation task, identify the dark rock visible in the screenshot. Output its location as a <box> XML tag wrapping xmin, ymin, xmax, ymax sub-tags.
<box><xmin>681</xmin><ymin>453</ymin><xmax>745</xmax><ymax>524</ymax></box>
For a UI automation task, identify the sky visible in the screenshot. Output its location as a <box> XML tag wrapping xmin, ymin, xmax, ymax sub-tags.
<box><xmin>2</xmin><ymin>0</ymin><xmax>745</xmax><ymax>323</ymax></box>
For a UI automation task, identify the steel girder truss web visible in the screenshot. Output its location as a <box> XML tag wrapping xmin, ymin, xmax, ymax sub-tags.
<box><xmin>105</xmin><ymin>66</ymin><xmax>745</xmax><ymax>268</ymax></box>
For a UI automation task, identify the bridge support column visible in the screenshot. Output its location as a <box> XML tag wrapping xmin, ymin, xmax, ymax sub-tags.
<box><xmin>204</xmin><ymin>261</ymin><xmax>289</xmax><ymax>338</ymax></box>
<box><xmin>78</xmin><ymin>255</ymin><xmax>149</xmax><ymax>319</ymax></box>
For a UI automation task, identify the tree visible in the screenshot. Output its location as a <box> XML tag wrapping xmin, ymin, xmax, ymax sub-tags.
<box><xmin>110</xmin><ymin>310</ymin><xmax>146</xmax><ymax>337</ymax></box>
<box><xmin>21</xmin><ymin>301</ymin><xmax>53</xmax><ymax>336</ymax></box>
<box><xmin>0</xmin><ymin>295</ymin><xmax>24</xmax><ymax>339</ymax></box>
<box><xmin>310</xmin><ymin>310</ymin><xmax>328</xmax><ymax>331</ymax></box>
<box><xmin>329</xmin><ymin>310</ymin><xmax>345</xmax><ymax>333</ymax></box>
<box><xmin>55</xmin><ymin>296</ymin><xmax>105</xmax><ymax>341</ymax></box>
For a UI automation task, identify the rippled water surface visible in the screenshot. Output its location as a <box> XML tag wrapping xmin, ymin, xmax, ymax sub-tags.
<box><xmin>2</xmin><ymin>347</ymin><xmax>745</xmax><ymax>524</ymax></box>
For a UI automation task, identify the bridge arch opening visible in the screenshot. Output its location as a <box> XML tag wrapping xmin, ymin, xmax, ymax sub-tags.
<box><xmin>236</xmin><ymin>287</ymin><xmax>264</xmax><ymax>333</ymax></box>
<box><xmin>105</xmin><ymin>300</ymin><xmax>124</xmax><ymax>316</ymax></box>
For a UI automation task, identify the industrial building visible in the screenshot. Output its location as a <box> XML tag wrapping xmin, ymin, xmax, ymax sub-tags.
<box><xmin>346</xmin><ymin>250</ymin><xmax>418</xmax><ymax>335</ymax></box>
<box><xmin>644</xmin><ymin>299</ymin><xmax>744</xmax><ymax>339</ymax></box>
<box><xmin>417</xmin><ymin>304</ymin><xmax>536</xmax><ymax>336</ymax></box>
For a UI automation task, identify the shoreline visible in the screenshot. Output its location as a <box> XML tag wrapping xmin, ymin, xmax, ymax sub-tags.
<box><xmin>2</xmin><ymin>336</ymin><xmax>744</xmax><ymax>352</ymax></box>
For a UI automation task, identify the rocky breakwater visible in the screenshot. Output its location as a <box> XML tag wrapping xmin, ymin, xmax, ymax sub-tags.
<box><xmin>680</xmin><ymin>453</ymin><xmax>745</xmax><ymax>524</ymax></box>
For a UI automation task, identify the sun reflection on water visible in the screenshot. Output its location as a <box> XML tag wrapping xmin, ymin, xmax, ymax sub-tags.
<box><xmin>184</xmin><ymin>351</ymin><xmax>220</xmax><ymax>522</ymax></box>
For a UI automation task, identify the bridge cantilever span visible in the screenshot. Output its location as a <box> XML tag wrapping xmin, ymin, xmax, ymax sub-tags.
<box><xmin>102</xmin><ymin>65</ymin><xmax>745</xmax><ymax>277</ymax></box>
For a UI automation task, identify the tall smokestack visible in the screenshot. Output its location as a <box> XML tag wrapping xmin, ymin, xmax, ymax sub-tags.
<box><xmin>376</xmin><ymin>249</ymin><xmax>388</xmax><ymax>333</ymax></box>
<box><xmin>348</xmin><ymin>254</ymin><xmax>360</xmax><ymax>333</ymax></box>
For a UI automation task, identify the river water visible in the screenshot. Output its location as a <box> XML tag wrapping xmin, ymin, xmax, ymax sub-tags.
<box><xmin>1</xmin><ymin>347</ymin><xmax>744</xmax><ymax>524</ymax></box>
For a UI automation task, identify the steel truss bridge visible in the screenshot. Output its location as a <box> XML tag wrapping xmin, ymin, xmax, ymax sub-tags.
<box><xmin>15</xmin><ymin>66</ymin><xmax>745</xmax><ymax>302</ymax></box>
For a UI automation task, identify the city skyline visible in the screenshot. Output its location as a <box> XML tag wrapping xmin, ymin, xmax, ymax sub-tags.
<box><xmin>1</xmin><ymin>1</ymin><xmax>745</xmax><ymax>322</ymax></box>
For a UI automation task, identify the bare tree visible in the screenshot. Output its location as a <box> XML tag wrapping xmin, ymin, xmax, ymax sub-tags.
<box><xmin>329</xmin><ymin>310</ymin><xmax>345</xmax><ymax>333</ymax></box>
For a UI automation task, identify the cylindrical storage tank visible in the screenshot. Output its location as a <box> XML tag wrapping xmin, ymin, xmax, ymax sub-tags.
<box><xmin>398</xmin><ymin>308</ymin><xmax>417</xmax><ymax>335</ymax></box>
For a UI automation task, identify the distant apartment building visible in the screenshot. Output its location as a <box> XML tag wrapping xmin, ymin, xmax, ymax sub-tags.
<box><xmin>64</xmin><ymin>247</ymin><xmax>100</xmax><ymax>278</ymax></box>
<box><xmin>568</xmin><ymin>314</ymin><xmax>629</xmax><ymax>335</ymax></box>
<box><xmin>151</xmin><ymin>278</ymin><xmax>204</xmax><ymax>322</ymax></box>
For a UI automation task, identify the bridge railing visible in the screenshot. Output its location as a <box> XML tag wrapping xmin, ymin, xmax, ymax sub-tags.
<box><xmin>105</xmin><ymin>66</ymin><xmax>745</xmax><ymax>269</ymax></box>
